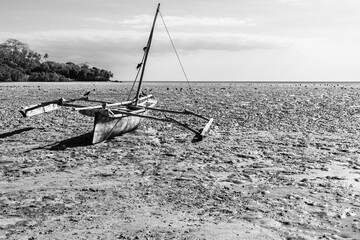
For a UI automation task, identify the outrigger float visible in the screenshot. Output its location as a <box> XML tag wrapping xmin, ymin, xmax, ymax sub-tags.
<box><xmin>20</xmin><ymin>3</ymin><xmax>213</xmax><ymax>144</ymax></box>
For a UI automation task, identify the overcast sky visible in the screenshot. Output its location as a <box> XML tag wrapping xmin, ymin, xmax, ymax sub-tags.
<box><xmin>1</xmin><ymin>0</ymin><xmax>360</xmax><ymax>81</ymax></box>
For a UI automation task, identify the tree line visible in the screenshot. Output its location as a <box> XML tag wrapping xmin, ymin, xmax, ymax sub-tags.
<box><xmin>0</xmin><ymin>39</ymin><xmax>113</xmax><ymax>82</ymax></box>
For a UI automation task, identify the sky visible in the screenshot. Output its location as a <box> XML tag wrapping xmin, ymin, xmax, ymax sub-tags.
<box><xmin>1</xmin><ymin>0</ymin><xmax>360</xmax><ymax>81</ymax></box>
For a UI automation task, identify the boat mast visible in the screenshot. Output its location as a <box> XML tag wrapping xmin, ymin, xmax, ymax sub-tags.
<box><xmin>135</xmin><ymin>3</ymin><xmax>160</xmax><ymax>105</ymax></box>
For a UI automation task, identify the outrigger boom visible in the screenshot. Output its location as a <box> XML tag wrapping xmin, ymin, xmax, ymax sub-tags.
<box><xmin>19</xmin><ymin>93</ymin><xmax>213</xmax><ymax>143</ymax></box>
<box><xmin>18</xmin><ymin>3</ymin><xmax>214</xmax><ymax>144</ymax></box>
<box><xmin>19</xmin><ymin>96</ymin><xmax>89</xmax><ymax>117</ymax></box>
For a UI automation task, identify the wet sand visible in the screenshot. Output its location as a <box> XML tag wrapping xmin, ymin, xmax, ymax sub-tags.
<box><xmin>1</xmin><ymin>82</ymin><xmax>360</xmax><ymax>239</ymax></box>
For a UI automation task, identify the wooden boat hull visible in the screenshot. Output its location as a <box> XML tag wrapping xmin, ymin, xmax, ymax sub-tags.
<box><xmin>93</xmin><ymin>113</ymin><xmax>143</xmax><ymax>144</ymax></box>
<box><xmin>91</xmin><ymin>97</ymin><xmax>157</xmax><ymax>144</ymax></box>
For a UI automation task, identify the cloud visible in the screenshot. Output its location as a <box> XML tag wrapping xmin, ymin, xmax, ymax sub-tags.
<box><xmin>84</xmin><ymin>15</ymin><xmax>254</xmax><ymax>28</ymax></box>
<box><xmin>160</xmin><ymin>32</ymin><xmax>293</xmax><ymax>52</ymax></box>
<box><xmin>276</xmin><ymin>0</ymin><xmax>329</xmax><ymax>6</ymax></box>
<box><xmin>157</xmin><ymin>15</ymin><xmax>251</xmax><ymax>27</ymax></box>
<box><xmin>0</xmin><ymin>29</ymin><xmax>294</xmax><ymax>57</ymax></box>
<box><xmin>0</xmin><ymin>29</ymin><xmax>296</xmax><ymax>78</ymax></box>
<box><xmin>277</xmin><ymin>0</ymin><xmax>309</xmax><ymax>5</ymax></box>
<box><xmin>84</xmin><ymin>15</ymin><xmax>152</xmax><ymax>27</ymax></box>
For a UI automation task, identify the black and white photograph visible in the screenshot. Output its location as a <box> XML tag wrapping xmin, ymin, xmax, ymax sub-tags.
<box><xmin>1</xmin><ymin>0</ymin><xmax>360</xmax><ymax>239</ymax></box>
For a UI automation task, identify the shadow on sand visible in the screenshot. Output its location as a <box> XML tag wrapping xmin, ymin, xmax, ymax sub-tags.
<box><xmin>22</xmin><ymin>132</ymin><xmax>94</xmax><ymax>153</ymax></box>
<box><xmin>0</xmin><ymin>127</ymin><xmax>35</xmax><ymax>139</ymax></box>
<box><xmin>49</xmin><ymin>132</ymin><xmax>93</xmax><ymax>150</ymax></box>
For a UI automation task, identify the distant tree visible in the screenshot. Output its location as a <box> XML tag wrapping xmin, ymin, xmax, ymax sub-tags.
<box><xmin>0</xmin><ymin>63</ymin><xmax>28</xmax><ymax>81</ymax></box>
<box><xmin>0</xmin><ymin>39</ymin><xmax>27</xmax><ymax>67</ymax></box>
<box><xmin>43</xmin><ymin>53</ymin><xmax>49</xmax><ymax>61</ymax></box>
<box><xmin>65</xmin><ymin>62</ymin><xmax>81</xmax><ymax>79</ymax></box>
<box><xmin>0</xmin><ymin>39</ymin><xmax>113</xmax><ymax>82</ymax></box>
<box><xmin>0</xmin><ymin>39</ymin><xmax>42</xmax><ymax>74</ymax></box>
<box><xmin>0</xmin><ymin>64</ymin><xmax>12</xmax><ymax>81</ymax></box>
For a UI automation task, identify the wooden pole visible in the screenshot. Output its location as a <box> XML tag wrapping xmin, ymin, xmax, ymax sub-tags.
<box><xmin>135</xmin><ymin>3</ymin><xmax>160</xmax><ymax>105</ymax></box>
<box><xmin>74</xmin><ymin>95</ymin><xmax>153</xmax><ymax>111</ymax></box>
<box><xmin>140</xmin><ymin>106</ymin><xmax>210</xmax><ymax>121</ymax></box>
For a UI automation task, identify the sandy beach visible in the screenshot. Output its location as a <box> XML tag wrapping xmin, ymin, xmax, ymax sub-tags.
<box><xmin>1</xmin><ymin>82</ymin><xmax>360</xmax><ymax>239</ymax></box>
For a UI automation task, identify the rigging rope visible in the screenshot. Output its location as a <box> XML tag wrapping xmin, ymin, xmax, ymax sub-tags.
<box><xmin>129</xmin><ymin>10</ymin><xmax>197</xmax><ymax>118</ymax></box>
<box><xmin>127</xmin><ymin>51</ymin><xmax>146</xmax><ymax>100</ymax></box>
<box><xmin>159</xmin><ymin>10</ymin><xmax>192</xmax><ymax>90</ymax></box>
<box><xmin>159</xmin><ymin>10</ymin><xmax>199</xmax><ymax>127</ymax></box>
